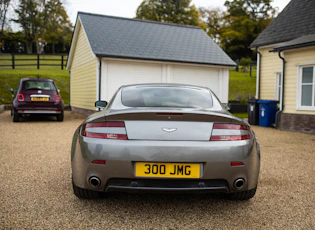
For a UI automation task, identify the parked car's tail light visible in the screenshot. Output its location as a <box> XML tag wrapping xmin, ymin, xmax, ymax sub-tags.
<box><xmin>81</xmin><ymin>121</ymin><xmax>128</xmax><ymax>140</ymax></box>
<box><xmin>210</xmin><ymin>124</ymin><xmax>252</xmax><ymax>141</ymax></box>
<box><xmin>17</xmin><ymin>94</ymin><xmax>24</xmax><ymax>102</ymax></box>
<box><xmin>54</xmin><ymin>94</ymin><xmax>61</xmax><ymax>102</ymax></box>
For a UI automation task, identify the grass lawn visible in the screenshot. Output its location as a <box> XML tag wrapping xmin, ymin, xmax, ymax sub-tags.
<box><xmin>231</xmin><ymin>112</ymin><xmax>248</xmax><ymax>119</ymax></box>
<box><xmin>0</xmin><ymin>66</ymin><xmax>256</xmax><ymax>108</ymax></box>
<box><xmin>0</xmin><ymin>69</ymin><xmax>70</xmax><ymax>105</ymax></box>
<box><xmin>229</xmin><ymin>69</ymin><xmax>256</xmax><ymax>103</ymax></box>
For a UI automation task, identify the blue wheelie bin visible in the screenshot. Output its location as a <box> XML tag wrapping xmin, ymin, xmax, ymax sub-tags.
<box><xmin>257</xmin><ymin>100</ymin><xmax>278</xmax><ymax>127</ymax></box>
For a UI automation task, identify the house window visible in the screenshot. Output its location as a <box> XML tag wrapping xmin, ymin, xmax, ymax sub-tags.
<box><xmin>298</xmin><ymin>66</ymin><xmax>315</xmax><ymax>110</ymax></box>
<box><xmin>275</xmin><ymin>72</ymin><xmax>282</xmax><ymax>102</ymax></box>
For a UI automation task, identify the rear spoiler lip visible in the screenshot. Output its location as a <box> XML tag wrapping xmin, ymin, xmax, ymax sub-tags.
<box><xmin>103</xmin><ymin>112</ymin><xmax>246</xmax><ymax>125</ymax></box>
<box><xmin>83</xmin><ymin>109</ymin><xmax>247</xmax><ymax>126</ymax></box>
<box><xmin>105</xmin><ymin>108</ymin><xmax>231</xmax><ymax>118</ymax></box>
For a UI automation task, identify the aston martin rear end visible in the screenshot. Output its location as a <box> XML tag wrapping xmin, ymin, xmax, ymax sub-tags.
<box><xmin>71</xmin><ymin>84</ymin><xmax>260</xmax><ymax>200</ymax></box>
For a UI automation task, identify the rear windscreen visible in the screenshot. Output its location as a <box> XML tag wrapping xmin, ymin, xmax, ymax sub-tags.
<box><xmin>121</xmin><ymin>86</ymin><xmax>213</xmax><ymax>108</ymax></box>
<box><xmin>22</xmin><ymin>81</ymin><xmax>56</xmax><ymax>91</ymax></box>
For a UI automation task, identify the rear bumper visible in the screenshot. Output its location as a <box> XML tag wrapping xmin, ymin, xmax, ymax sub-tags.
<box><xmin>18</xmin><ymin>110</ymin><xmax>62</xmax><ymax>114</ymax></box>
<box><xmin>71</xmin><ymin>134</ymin><xmax>260</xmax><ymax>194</ymax></box>
<box><xmin>13</xmin><ymin>102</ymin><xmax>64</xmax><ymax>114</ymax></box>
<box><xmin>104</xmin><ymin>178</ymin><xmax>229</xmax><ymax>193</ymax></box>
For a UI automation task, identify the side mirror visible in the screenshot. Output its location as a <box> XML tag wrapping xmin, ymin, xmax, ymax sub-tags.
<box><xmin>95</xmin><ymin>101</ymin><xmax>108</xmax><ymax>110</ymax></box>
<box><xmin>57</xmin><ymin>89</ymin><xmax>60</xmax><ymax>93</ymax></box>
<box><xmin>8</xmin><ymin>88</ymin><xmax>15</xmax><ymax>97</ymax></box>
<box><xmin>223</xmin><ymin>103</ymin><xmax>230</xmax><ymax>111</ymax></box>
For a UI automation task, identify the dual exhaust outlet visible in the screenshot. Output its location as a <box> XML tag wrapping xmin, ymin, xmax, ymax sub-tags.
<box><xmin>89</xmin><ymin>176</ymin><xmax>101</xmax><ymax>187</ymax></box>
<box><xmin>234</xmin><ymin>178</ymin><xmax>245</xmax><ymax>190</ymax></box>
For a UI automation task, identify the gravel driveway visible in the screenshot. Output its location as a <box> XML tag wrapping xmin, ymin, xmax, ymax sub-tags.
<box><xmin>0</xmin><ymin>111</ymin><xmax>314</xmax><ymax>229</ymax></box>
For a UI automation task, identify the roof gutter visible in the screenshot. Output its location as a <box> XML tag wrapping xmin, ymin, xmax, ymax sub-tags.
<box><xmin>275</xmin><ymin>51</ymin><xmax>285</xmax><ymax>128</ymax></box>
<box><xmin>272</xmin><ymin>41</ymin><xmax>315</xmax><ymax>53</ymax></box>
<box><xmin>94</xmin><ymin>53</ymin><xmax>236</xmax><ymax>68</ymax></box>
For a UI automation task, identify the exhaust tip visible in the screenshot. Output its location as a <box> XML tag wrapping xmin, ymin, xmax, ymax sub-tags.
<box><xmin>234</xmin><ymin>178</ymin><xmax>245</xmax><ymax>189</ymax></box>
<box><xmin>89</xmin><ymin>176</ymin><xmax>101</xmax><ymax>187</ymax></box>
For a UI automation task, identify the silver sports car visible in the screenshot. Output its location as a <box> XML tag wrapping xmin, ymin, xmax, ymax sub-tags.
<box><xmin>71</xmin><ymin>84</ymin><xmax>260</xmax><ymax>200</ymax></box>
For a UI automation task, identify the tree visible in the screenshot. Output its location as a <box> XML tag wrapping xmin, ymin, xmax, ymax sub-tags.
<box><xmin>44</xmin><ymin>0</ymin><xmax>72</xmax><ymax>54</ymax></box>
<box><xmin>199</xmin><ymin>7</ymin><xmax>226</xmax><ymax>44</ymax></box>
<box><xmin>1</xmin><ymin>30</ymin><xmax>25</xmax><ymax>53</ymax></box>
<box><xmin>0</xmin><ymin>0</ymin><xmax>11</xmax><ymax>51</ymax></box>
<box><xmin>13</xmin><ymin>0</ymin><xmax>40</xmax><ymax>54</ymax></box>
<box><xmin>38</xmin><ymin>0</ymin><xmax>49</xmax><ymax>53</ymax></box>
<box><xmin>136</xmin><ymin>0</ymin><xmax>200</xmax><ymax>26</ymax></box>
<box><xmin>13</xmin><ymin>0</ymin><xmax>72</xmax><ymax>54</ymax></box>
<box><xmin>220</xmin><ymin>0</ymin><xmax>277</xmax><ymax>60</ymax></box>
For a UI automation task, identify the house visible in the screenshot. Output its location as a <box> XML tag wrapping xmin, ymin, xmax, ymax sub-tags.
<box><xmin>66</xmin><ymin>12</ymin><xmax>235</xmax><ymax>116</ymax></box>
<box><xmin>250</xmin><ymin>0</ymin><xmax>315</xmax><ymax>134</ymax></box>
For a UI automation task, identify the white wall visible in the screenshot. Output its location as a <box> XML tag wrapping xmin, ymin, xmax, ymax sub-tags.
<box><xmin>101</xmin><ymin>59</ymin><xmax>230</xmax><ymax>103</ymax></box>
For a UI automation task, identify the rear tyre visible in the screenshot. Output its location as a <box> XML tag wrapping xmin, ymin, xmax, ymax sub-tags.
<box><xmin>56</xmin><ymin>111</ymin><xmax>64</xmax><ymax>122</ymax></box>
<box><xmin>227</xmin><ymin>187</ymin><xmax>257</xmax><ymax>201</ymax></box>
<box><xmin>13</xmin><ymin>109</ymin><xmax>20</xmax><ymax>122</ymax></box>
<box><xmin>72</xmin><ymin>181</ymin><xmax>103</xmax><ymax>199</ymax></box>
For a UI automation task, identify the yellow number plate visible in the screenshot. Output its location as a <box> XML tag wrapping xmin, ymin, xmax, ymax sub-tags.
<box><xmin>135</xmin><ymin>162</ymin><xmax>200</xmax><ymax>178</ymax></box>
<box><xmin>31</xmin><ymin>97</ymin><xmax>49</xmax><ymax>101</ymax></box>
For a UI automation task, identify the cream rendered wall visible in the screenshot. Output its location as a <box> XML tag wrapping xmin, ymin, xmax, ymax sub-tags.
<box><xmin>283</xmin><ymin>47</ymin><xmax>315</xmax><ymax>115</ymax></box>
<box><xmin>258</xmin><ymin>47</ymin><xmax>282</xmax><ymax>100</ymax></box>
<box><xmin>71</xmin><ymin>24</ymin><xmax>97</xmax><ymax>111</ymax></box>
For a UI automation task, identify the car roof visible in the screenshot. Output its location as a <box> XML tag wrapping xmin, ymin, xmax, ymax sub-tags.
<box><xmin>120</xmin><ymin>83</ymin><xmax>211</xmax><ymax>91</ymax></box>
<box><xmin>20</xmin><ymin>78</ymin><xmax>54</xmax><ymax>82</ymax></box>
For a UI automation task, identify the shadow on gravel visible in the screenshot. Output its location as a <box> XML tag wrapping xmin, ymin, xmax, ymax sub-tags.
<box><xmin>72</xmin><ymin>192</ymin><xmax>252</xmax><ymax>217</ymax></box>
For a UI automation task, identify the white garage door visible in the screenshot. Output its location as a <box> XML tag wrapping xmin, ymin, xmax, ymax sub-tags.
<box><xmin>172</xmin><ymin>65</ymin><xmax>220</xmax><ymax>96</ymax></box>
<box><xmin>101</xmin><ymin>60</ymin><xmax>226</xmax><ymax>102</ymax></box>
<box><xmin>105</xmin><ymin>61</ymin><xmax>163</xmax><ymax>100</ymax></box>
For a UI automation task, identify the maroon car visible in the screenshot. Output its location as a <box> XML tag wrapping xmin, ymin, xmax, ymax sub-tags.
<box><xmin>9</xmin><ymin>78</ymin><xmax>64</xmax><ymax>122</ymax></box>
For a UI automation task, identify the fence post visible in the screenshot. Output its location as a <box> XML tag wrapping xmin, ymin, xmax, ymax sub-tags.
<box><xmin>250</xmin><ymin>63</ymin><xmax>252</xmax><ymax>77</ymax></box>
<box><xmin>61</xmin><ymin>55</ymin><xmax>64</xmax><ymax>70</ymax></box>
<box><xmin>12</xmin><ymin>53</ymin><xmax>15</xmax><ymax>69</ymax></box>
<box><xmin>37</xmin><ymin>54</ymin><xmax>40</xmax><ymax>69</ymax></box>
<box><xmin>235</xmin><ymin>59</ymin><xmax>239</xmax><ymax>72</ymax></box>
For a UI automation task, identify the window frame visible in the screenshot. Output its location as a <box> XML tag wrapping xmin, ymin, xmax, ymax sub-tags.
<box><xmin>296</xmin><ymin>65</ymin><xmax>315</xmax><ymax>111</ymax></box>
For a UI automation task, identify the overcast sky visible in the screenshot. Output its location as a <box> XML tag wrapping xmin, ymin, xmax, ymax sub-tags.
<box><xmin>65</xmin><ymin>0</ymin><xmax>291</xmax><ymax>25</ymax></box>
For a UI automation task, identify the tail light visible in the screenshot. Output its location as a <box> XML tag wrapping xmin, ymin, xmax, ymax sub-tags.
<box><xmin>54</xmin><ymin>94</ymin><xmax>61</xmax><ymax>102</ymax></box>
<box><xmin>82</xmin><ymin>121</ymin><xmax>128</xmax><ymax>140</ymax></box>
<box><xmin>210</xmin><ymin>124</ymin><xmax>252</xmax><ymax>141</ymax></box>
<box><xmin>17</xmin><ymin>94</ymin><xmax>24</xmax><ymax>101</ymax></box>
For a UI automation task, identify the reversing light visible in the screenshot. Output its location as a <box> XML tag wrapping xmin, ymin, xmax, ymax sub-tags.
<box><xmin>213</xmin><ymin>124</ymin><xmax>249</xmax><ymax>130</ymax></box>
<box><xmin>17</xmin><ymin>94</ymin><xmax>24</xmax><ymax>102</ymax></box>
<box><xmin>82</xmin><ymin>121</ymin><xmax>128</xmax><ymax>140</ymax></box>
<box><xmin>210</xmin><ymin>123</ymin><xmax>252</xmax><ymax>141</ymax></box>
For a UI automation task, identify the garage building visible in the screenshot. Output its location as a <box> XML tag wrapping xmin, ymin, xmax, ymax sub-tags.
<box><xmin>67</xmin><ymin>12</ymin><xmax>235</xmax><ymax>115</ymax></box>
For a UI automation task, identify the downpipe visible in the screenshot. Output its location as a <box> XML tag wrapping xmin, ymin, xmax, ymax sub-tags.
<box><xmin>275</xmin><ymin>52</ymin><xmax>286</xmax><ymax>128</ymax></box>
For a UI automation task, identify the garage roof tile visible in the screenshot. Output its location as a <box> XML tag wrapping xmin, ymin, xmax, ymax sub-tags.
<box><xmin>78</xmin><ymin>12</ymin><xmax>235</xmax><ymax>67</ymax></box>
